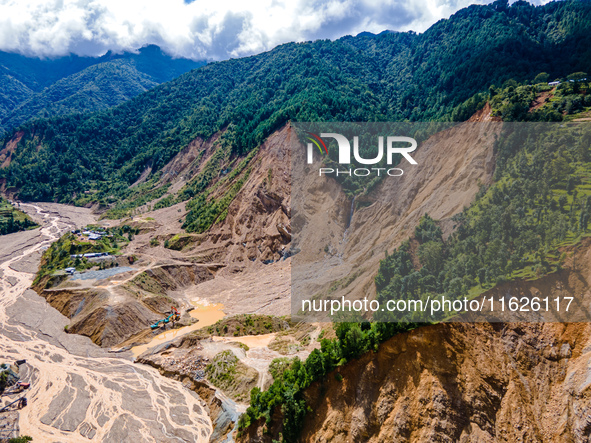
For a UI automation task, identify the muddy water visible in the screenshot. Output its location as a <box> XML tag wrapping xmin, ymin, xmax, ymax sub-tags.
<box><xmin>0</xmin><ymin>204</ymin><xmax>213</xmax><ymax>442</ymax></box>
<box><xmin>131</xmin><ymin>301</ymin><xmax>226</xmax><ymax>358</ymax></box>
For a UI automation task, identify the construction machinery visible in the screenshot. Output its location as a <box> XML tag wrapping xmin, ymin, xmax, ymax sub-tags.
<box><xmin>150</xmin><ymin>306</ymin><xmax>180</xmax><ymax>330</ymax></box>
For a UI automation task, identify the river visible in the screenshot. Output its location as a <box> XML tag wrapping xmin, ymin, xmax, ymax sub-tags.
<box><xmin>0</xmin><ymin>204</ymin><xmax>213</xmax><ymax>442</ymax></box>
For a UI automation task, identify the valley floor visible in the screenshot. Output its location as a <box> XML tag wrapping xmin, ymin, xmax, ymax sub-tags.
<box><xmin>0</xmin><ymin>203</ymin><xmax>214</xmax><ymax>442</ymax></box>
<box><xmin>0</xmin><ymin>201</ymin><xmax>317</xmax><ymax>442</ymax></box>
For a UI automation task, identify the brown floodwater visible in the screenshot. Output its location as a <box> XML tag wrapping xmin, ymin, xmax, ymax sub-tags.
<box><xmin>131</xmin><ymin>300</ymin><xmax>226</xmax><ymax>357</ymax></box>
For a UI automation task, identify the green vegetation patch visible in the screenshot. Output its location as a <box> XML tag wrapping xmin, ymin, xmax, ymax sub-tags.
<box><xmin>268</xmin><ymin>322</ymin><xmax>316</xmax><ymax>355</ymax></box>
<box><xmin>489</xmin><ymin>75</ymin><xmax>590</xmax><ymax>122</ymax></box>
<box><xmin>182</xmin><ymin>146</ymin><xmax>255</xmax><ymax>233</ymax></box>
<box><xmin>238</xmin><ymin>321</ymin><xmax>415</xmax><ymax>440</ymax></box>
<box><xmin>195</xmin><ymin>314</ymin><xmax>289</xmax><ymax>338</ymax></box>
<box><xmin>34</xmin><ymin>227</ymin><xmax>128</xmax><ymax>287</ymax></box>
<box><xmin>268</xmin><ymin>358</ymin><xmax>294</xmax><ymax>382</ymax></box>
<box><xmin>374</xmin><ymin>122</ymin><xmax>591</xmax><ymax>322</ymax></box>
<box><xmin>0</xmin><ymin>197</ymin><xmax>37</xmax><ymax>235</ymax></box>
<box><xmin>164</xmin><ymin>233</ymin><xmax>200</xmax><ymax>251</ymax></box>
<box><xmin>205</xmin><ymin>350</ymin><xmax>258</xmax><ymax>402</ymax></box>
<box><xmin>100</xmin><ymin>179</ymin><xmax>170</xmax><ymax>219</ymax></box>
<box><xmin>129</xmin><ymin>272</ymin><xmax>165</xmax><ymax>295</ymax></box>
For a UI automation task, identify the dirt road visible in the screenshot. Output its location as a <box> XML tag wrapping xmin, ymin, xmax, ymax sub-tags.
<box><xmin>0</xmin><ymin>203</ymin><xmax>213</xmax><ymax>442</ymax></box>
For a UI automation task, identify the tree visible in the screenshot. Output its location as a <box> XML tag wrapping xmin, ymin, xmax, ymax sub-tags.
<box><xmin>579</xmin><ymin>210</ymin><xmax>590</xmax><ymax>232</ymax></box>
<box><xmin>551</xmin><ymin>156</ymin><xmax>570</xmax><ymax>185</ymax></box>
<box><xmin>281</xmin><ymin>390</ymin><xmax>307</xmax><ymax>442</ymax></box>
<box><xmin>0</xmin><ymin>371</ymin><xmax>7</xmax><ymax>393</ymax></box>
<box><xmin>338</xmin><ymin>324</ymin><xmax>368</xmax><ymax>360</ymax></box>
<box><xmin>533</xmin><ymin>72</ymin><xmax>550</xmax><ymax>84</ymax></box>
<box><xmin>567</xmin><ymin>72</ymin><xmax>588</xmax><ymax>93</ymax></box>
<box><xmin>418</xmin><ymin>241</ymin><xmax>444</xmax><ymax>274</ymax></box>
<box><xmin>414</xmin><ymin>214</ymin><xmax>442</xmax><ymax>243</ymax></box>
<box><xmin>305</xmin><ymin>349</ymin><xmax>326</xmax><ymax>380</ymax></box>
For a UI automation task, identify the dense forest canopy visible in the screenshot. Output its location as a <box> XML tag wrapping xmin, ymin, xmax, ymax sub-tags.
<box><xmin>1</xmin><ymin>0</ymin><xmax>590</xmax><ymax>205</ymax></box>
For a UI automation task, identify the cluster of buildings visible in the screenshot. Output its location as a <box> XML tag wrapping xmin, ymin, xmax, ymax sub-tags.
<box><xmin>548</xmin><ymin>77</ymin><xmax>588</xmax><ymax>87</ymax></box>
<box><xmin>69</xmin><ymin>252</ymin><xmax>110</xmax><ymax>259</ymax></box>
<box><xmin>64</xmin><ymin>227</ymin><xmax>113</xmax><ymax>275</ymax></box>
<box><xmin>71</xmin><ymin>228</ymin><xmax>108</xmax><ymax>241</ymax></box>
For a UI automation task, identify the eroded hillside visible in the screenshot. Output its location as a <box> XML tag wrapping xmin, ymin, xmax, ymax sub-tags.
<box><xmin>243</xmin><ymin>320</ymin><xmax>591</xmax><ymax>442</ymax></box>
<box><xmin>31</xmin><ymin>112</ymin><xmax>503</xmax><ymax>350</ymax></box>
<box><xmin>21</xmin><ymin>96</ymin><xmax>591</xmax><ymax>443</ymax></box>
<box><xmin>240</xmin><ymin>236</ymin><xmax>591</xmax><ymax>442</ymax></box>
<box><xmin>291</xmin><ymin>120</ymin><xmax>497</xmax><ymax>314</ymax></box>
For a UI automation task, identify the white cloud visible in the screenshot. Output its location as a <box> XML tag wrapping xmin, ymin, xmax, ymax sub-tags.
<box><xmin>0</xmin><ymin>0</ymin><xmax>545</xmax><ymax>60</ymax></box>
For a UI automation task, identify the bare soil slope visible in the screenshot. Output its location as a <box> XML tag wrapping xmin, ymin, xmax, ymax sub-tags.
<box><xmin>293</xmin><ymin>320</ymin><xmax>590</xmax><ymax>443</ymax></box>
<box><xmin>31</xmin><ymin>115</ymin><xmax>499</xmax><ymax>347</ymax></box>
<box><xmin>292</xmin><ymin>121</ymin><xmax>498</xmax><ymax>313</ymax></box>
<box><xmin>241</xmin><ymin>234</ymin><xmax>591</xmax><ymax>443</ymax></box>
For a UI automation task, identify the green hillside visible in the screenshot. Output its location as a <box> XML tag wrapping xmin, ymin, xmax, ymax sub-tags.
<box><xmin>0</xmin><ymin>197</ymin><xmax>37</xmax><ymax>235</ymax></box>
<box><xmin>0</xmin><ymin>45</ymin><xmax>205</xmax><ymax>134</ymax></box>
<box><xmin>1</xmin><ymin>0</ymin><xmax>589</xmax><ymax>206</ymax></box>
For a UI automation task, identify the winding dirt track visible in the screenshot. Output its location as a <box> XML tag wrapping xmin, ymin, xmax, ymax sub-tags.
<box><xmin>0</xmin><ymin>204</ymin><xmax>212</xmax><ymax>442</ymax></box>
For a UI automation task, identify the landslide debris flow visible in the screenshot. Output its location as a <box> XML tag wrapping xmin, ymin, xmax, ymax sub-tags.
<box><xmin>0</xmin><ymin>203</ymin><xmax>213</xmax><ymax>442</ymax></box>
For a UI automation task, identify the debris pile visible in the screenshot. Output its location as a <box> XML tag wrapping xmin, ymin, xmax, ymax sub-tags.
<box><xmin>163</xmin><ymin>353</ymin><xmax>210</xmax><ymax>381</ymax></box>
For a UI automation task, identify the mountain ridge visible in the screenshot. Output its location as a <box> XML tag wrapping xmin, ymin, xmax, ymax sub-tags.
<box><xmin>0</xmin><ymin>45</ymin><xmax>205</xmax><ymax>134</ymax></box>
<box><xmin>1</xmin><ymin>0</ymin><xmax>590</xmax><ymax>205</ymax></box>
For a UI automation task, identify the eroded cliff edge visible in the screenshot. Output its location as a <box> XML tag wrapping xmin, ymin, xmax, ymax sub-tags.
<box><xmin>241</xmin><ymin>319</ymin><xmax>590</xmax><ymax>442</ymax></box>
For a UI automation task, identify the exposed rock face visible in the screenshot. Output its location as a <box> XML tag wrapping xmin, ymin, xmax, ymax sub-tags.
<box><xmin>241</xmin><ymin>237</ymin><xmax>591</xmax><ymax>442</ymax></box>
<box><xmin>181</xmin><ymin>124</ymin><xmax>292</xmax><ymax>268</ymax></box>
<box><xmin>299</xmin><ymin>321</ymin><xmax>591</xmax><ymax>443</ymax></box>
<box><xmin>238</xmin><ymin>319</ymin><xmax>591</xmax><ymax>443</ymax></box>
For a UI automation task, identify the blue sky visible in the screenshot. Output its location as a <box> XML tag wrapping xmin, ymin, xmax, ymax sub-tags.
<box><xmin>0</xmin><ymin>0</ymin><xmax>550</xmax><ymax>60</ymax></box>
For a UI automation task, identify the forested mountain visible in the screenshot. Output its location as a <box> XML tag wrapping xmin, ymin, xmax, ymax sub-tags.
<box><xmin>1</xmin><ymin>0</ymin><xmax>590</xmax><ymax>203</ymax></box>
<box><xmin>0</xmin><ymin>45</ymin><xmax>205</xmax><ymax>134</ymax></box>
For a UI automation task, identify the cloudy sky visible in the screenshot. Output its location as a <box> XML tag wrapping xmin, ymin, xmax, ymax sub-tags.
<box><xmin>0</xmin><ymin>0</ymin><xmax>547</xmax><ymax>60</ymax></box>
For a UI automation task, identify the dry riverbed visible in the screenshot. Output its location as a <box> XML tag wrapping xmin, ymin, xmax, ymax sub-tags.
<box><xmin>0</xmin><ymin>203</ymin><xmax>214</xmax><ymax>442</ymax></box>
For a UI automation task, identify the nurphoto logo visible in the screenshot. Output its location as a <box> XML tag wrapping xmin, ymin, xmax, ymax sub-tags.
<box><xmin>305</xmin><ymin>131</ymin><xmax>418</xmax><ymax>177</ymax></box>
